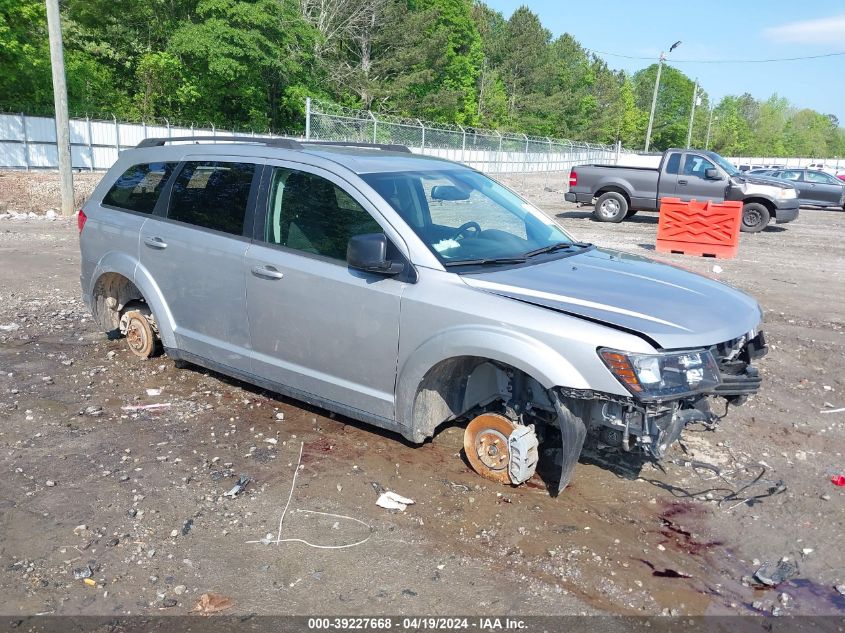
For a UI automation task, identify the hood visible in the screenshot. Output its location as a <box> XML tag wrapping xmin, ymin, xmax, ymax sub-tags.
<box><xmin>461</xmin><ymin>248</ymin><xmax>762</xmax><ymax>350</ymax></box>
<box><xmin>737</xmin><ymin>175</ymin><xmax>794</xmax><ymax>189</ymax></box>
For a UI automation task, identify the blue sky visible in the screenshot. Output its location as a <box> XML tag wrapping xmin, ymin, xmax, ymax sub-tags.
<box><xmin>483</xmin><ymin>0</ymin><xmax>845</xmax><ymax>124</ymax></box>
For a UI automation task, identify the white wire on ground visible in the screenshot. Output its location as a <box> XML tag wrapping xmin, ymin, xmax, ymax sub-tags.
<box><xmin>276</xmin><ymin>441</ymin><xmax>304</xmax><ymax>546</ymax></box>
<box><xmin>245</xmin><ymin>442</ymin><xmax>373</xmax><ymax>550</ymax></box>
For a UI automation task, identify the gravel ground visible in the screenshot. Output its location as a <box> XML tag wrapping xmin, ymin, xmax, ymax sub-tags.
<box><xmin>0</xmin><ymin>170</ymin><xmax>844</xmax><ymax>618</ymax></box>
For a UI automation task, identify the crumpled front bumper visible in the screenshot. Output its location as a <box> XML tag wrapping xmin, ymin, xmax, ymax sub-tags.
<box><xmin>711</xmin><ymin>331</ymin><xmax>768</xmax><ymax>399</ymax></box>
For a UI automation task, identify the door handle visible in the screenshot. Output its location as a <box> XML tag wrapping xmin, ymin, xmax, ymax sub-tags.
<box><xmin>143</xmin><ymin>236</ymin><xmax>167</xmax><ymax>249</ymax></box>
<box><xmin>678</xmin><ymin>179</ymin><xmax>688</xmax><ymax>185</ymax></box>
<box><xmin>251</xmin><ymin>265</ymin><xmax>285</xmax><ymax>280</ymax></box>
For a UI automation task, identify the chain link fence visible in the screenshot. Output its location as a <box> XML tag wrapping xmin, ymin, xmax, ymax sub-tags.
<box><xmin>305</xmin><ymin>99</ymin><xmax>623</xmax><ymax>180</ymax></box>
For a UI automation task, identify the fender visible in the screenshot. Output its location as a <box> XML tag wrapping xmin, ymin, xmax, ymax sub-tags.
<box><xmin>395</xmin><ymin>325</ymin><xmax>590</xmax><ymax>440</ymax></box>
<box><xmin>131</xmin><ymin>261</ymin><xmax>177</xmax><ymax>348</ymax></box>
<box><xmin>592</xmin><ymin>176</ymin><xmax>634</xmax><ymax>199</ymax></box>
<box><xmin>89</xmin><ymin>252</ymin><xmax>177</xmax><ymax>348</ymax></box>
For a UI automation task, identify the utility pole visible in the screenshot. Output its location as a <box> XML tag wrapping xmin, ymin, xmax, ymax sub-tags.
<box><xmin>686</xmin><ymin>79</ymin><xmax>699</xmax><ymax>149</ymax></box>
<box><xmin>45</xmin><ymin>0</ymin><xmax>74</xmax><ymax>216</ymax></box>
<box><xmin>644</xmin><ymin>52</ymin><xmax>665</xmax><ymax>153</ymax></box>
<box><xmin>705</xmin><ymin>107</ymin><xmax>715</xmax><ymax>150</ymax></box>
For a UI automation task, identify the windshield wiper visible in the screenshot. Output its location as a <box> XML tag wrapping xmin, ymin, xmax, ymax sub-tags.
<box><xmin>443</xmin><ymin>256</ymin><xmax>527</xmax><ymax>267</ymax></box>
<box><xmin>524</xmin><ymin>241</ymin><xmax>591</xmax><ymax>258</ymax></box>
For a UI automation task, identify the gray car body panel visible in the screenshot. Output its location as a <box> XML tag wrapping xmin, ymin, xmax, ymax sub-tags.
<box><xmin>80</xmin><ymin>141</ymin><xmax>764</xmax><ymax>443</ymax></box>
<box><xmin>461</xmin><ymin>248</ymin><xmax>762</xmax><ymax>350</ymax></box>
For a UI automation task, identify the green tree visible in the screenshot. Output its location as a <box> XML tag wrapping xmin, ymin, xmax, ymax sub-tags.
<box><xmin>633</xmin><ymin>63</ymin><xmax>697</xmax><ymax>150</ymax></box>
<box><xmin>167</xmin><ymin>0</ymin><xmax>317</xmax><ymax>129</ymax></box>
<box><xmin>0</xmin><ymin>0</ymin><xmax>52</xmax><ymax>112</ymax></box>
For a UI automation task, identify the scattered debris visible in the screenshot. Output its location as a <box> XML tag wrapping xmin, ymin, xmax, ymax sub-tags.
<box><xmin>376</xmin><ymin>491</ymin><xmax>415</xmax><ymax>512</ymax></box>
<box><xmin>82</xmin><ymin>405</ymin><xmax>103</xmax><ymax>417</ymax></box>
<box><xmin>444</xmin><ymin>480</ymin><xmax>471</xmax><ymax>493</ymax></box>
<box><xmin>121</xmin><ymin>403</ymin><xmax>172</xmax><ymax>411</ymax></box>
<box><xmin>820</xmin><ymin>407</ymin><xmax>845</xmax><ymax>414</ymax></box>
<box><xmin>73</xmin><ymin>565</ymin><xmax>93</xmax><ymax>580</ymax></box>
<box><xmin>0</xmin><ymin>323</ymin><xmax>20</xmax><ymax>332</ymax></box>
<box><xmin>275</xmin><ymin>412</ymin><xmax>285</xmax><ymax>421</ymax></box>
<box><xmin>831</xmin><ymin>474</ymin><xmax>845</xmax><ymax>487</ymax></box>
<box><xmin>835</xmin><ymin>585</ymin><xmax>845</xmax><ymax>596</ymax></box>
<box><xmin>174</xmin><ymin>585</ymin><xmax>187</xmax><ymax>595</ymax></box>
<box><xmin>193</xmin><ymin>592</ymin><xmax>234</xmax><ymax>614</ymax></box>
<box><xmin>161</xmin><ymin>598</ymin><xmax>177</xmax><ymax>608</ymax></box>
<box><xmin>712</xmin><ymin>265</ymin><xmax>723</xmax><ymax>274</ymax></box>
<box><xmin>146</xmin><ymin>388</ymin><xmax>162</xmax><ymax>396</ymax></box>
<box><xmin>45</xmin><ymin>480</ymin><xmax>56</xmax><ymax>487</ymax></box>
<box><xmin>182</xmin><ymin>518</ymin><xmax>194</xmax><ymax>536</ymax></box>
<box><xmin>83</xmin><ymin>578</ymin><xmax>96</xmax><ymax>587</ymax></box>
<box><xmin>264</xmin><ymin>437</ymin><xmax>278</xmax><ymax>445</ymax></box>
<box><xmin>223</xmin><ymin>475</ymin><xmax>250</xmax><ymax>498</ymax></box>
<box><xmin>753</xmin><ymin>559</ymin><xmax>799</xmax><ymax>587</ymax></box>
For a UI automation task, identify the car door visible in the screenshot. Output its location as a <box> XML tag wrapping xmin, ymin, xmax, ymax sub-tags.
<box><xmin>674</xmin><ymin>153</ymin><xmax>726</xmax><ymax>202</ymax></box>
<box><xmin>244</xmin><ymin>162</ymin><xmax>406</xmax><ymax>420</ymax></box>
<box><xmin>656</xmin><ymin>151</ymin><xmax>682</xmax><ymax>202</ymax></box>
<box><xmin>139</xmin><ymin>157</ymin><xmax>261</xmax><ymax>372</ymax></box>
<box><xmin>803</xmin><ymin>171</ymin><xmax>844</xmax><ymax>206</ymax></box>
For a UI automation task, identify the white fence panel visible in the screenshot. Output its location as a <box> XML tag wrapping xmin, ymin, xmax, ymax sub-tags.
<box><xmin>0</xmin><ymin>142</ymin><xmax>26</xmax><ymax>167</ymax></box>
<box><xmin>0</xmin><ymin>114</ymin><xmax>24</xmax><ymax>138</ymax></box>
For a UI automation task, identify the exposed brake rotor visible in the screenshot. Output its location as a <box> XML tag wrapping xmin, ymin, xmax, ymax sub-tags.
<box><xmin>463</xmin><ymin>413</ymin><xmax>519</xmax><ymax>485</ymax></box>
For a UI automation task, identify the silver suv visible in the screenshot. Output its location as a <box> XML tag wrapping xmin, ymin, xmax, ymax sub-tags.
<box><xmin>79</xmin><ymin>137</ymin><xmax>768</xmax><ymax>494</ymax></box>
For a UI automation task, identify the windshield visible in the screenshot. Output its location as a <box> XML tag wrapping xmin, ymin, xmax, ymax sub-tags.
<box><xmin>704</xmin><ymin>151</ymin><xmax>740</xmax><ymax>177</ymax></box>
<box><xmin>361</xmin><ymin>169</ymin><xmax>577</xmax><ymax>266</ymax></box>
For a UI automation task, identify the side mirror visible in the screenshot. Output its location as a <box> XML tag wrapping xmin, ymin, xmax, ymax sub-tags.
<box><xmin>704</xmin><ymin>168</ymin><xmax>722</xmax><ymax>180</ymax></box>
<box><xmin>347</xmin><ymin>233</ymin><xmax>404</xmax><ymax>275</ymax></box>
<box><xmin>431</xmin><ymin>185</ymin><xmax>470</xmax><ymax>201</ymax></box>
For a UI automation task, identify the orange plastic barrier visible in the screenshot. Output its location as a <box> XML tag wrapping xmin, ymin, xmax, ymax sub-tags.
<box><xmin>655</xmin><ymin>198</ymin><xmax>742</xmax><ymax>259</ymax></box>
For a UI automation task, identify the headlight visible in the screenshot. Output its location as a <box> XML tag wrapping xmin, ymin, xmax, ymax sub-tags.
<box><xmin>599</xmin><ymin>348</ymin><xmax>721</xmax><ymax>400</ymax></box>
<box><xmin>779</xmin><ymin>187</ymin><xmax>797</xmax><ymax>199</ymax></box>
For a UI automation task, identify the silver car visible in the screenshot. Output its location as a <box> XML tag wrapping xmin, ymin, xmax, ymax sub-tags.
<box><xmin>79</xmin><ymin>137</ymin><xmax>768</xmax><ymax>494</ymax></box>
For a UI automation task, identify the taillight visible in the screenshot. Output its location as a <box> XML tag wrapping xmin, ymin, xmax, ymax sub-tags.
<box><xmin>77</xmin><ymin>209</ymin><xmax>87</xmax><ymax>233</ymax></box>
<box><xmin>569</xmin><ymin>170</ymin><xmax>577</xmax><ymax>187</ymax></box>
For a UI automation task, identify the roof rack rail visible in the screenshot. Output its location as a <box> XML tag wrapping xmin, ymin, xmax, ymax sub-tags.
<box><xmin>301</xmin><ymin>140</ymin><xmax>412</xmax><ymax>153</ymax></box>
<box><xmin>135</xmin><ymin>136</ymin><xmax>412</xmax><ymax>153</ymax></box>
<box><xmin>136</xmin><ymin>136</ymin><xmax>303</xmax><ymax>149</ymax></box>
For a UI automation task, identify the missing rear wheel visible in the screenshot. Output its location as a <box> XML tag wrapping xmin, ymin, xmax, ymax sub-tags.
<box><xmin>120</xmin><ymin>309</ymin><xmax>158</xmax><ymax>359</ymax></box>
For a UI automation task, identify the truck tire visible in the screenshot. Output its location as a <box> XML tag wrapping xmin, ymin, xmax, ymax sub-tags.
<box><xmin>741</xmin><ymin>202</ymin><xmax>771</xmax><ymax>233</ymax></box>
<box><xmin>593</xmin><ymin>192</ymin><xmax>628</xmax><ymax>223</ymax></box>
<box><xmin>625</xmin><ymin>209</ymin><xmax>638</xmax><ymax>218</ymax></box>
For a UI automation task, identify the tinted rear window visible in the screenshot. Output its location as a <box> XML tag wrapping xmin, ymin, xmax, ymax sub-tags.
<box><xmin>102</xmin><ymin>162</ymin><xmax>177</xmax><ymax>213</ymax></box>
<box><xmin>167</xmin><ymin>162</ymin><xmax>256</xmax><ymax>235</ymax></box>
<box><xmin>665</xmin><ymin>153</ymin><xmax>681</xmax><ymax>175</ymax></box>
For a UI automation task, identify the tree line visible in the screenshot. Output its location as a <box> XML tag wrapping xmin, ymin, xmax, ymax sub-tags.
<box><xmin>2</xmin><ymin>0</ymin><xmax>843</xmax><ymax>157</ymax></box>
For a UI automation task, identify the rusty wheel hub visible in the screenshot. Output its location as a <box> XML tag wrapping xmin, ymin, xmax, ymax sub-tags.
<box><xmin>463</xmin><ymin>413</ymin><xmax>518</xmax><ymax>484</ymax></box>
<box><xmin>121</xmin><ymin>310</ymin><xmax>156</xmax><ymax>359</ymax></box>
<box><xmin>126</xmin><ymin>320</ymin><xmax>146</xmax><ymax>353</ymax></box>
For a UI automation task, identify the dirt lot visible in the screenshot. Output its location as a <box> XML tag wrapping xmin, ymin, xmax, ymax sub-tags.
<box><xmin>1</xmin><ymin>171</ymin><xmax>844</xmax><ymax>618</ymax></box>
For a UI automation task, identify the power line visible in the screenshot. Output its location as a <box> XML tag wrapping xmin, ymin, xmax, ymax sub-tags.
<box><xmin>587</xmin><ymin>49</ymin><xmax>845</xmax><ymax>64</ymax></box>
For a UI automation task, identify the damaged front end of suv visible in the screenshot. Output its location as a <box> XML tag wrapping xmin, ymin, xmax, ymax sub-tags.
<box><xmin>456</xmin><ymin>252</ymin><xmax>769</xmax><ymax>495</ymax></box>
<box><xmin>589</xmin><ymin>331</ymin><xmax>768</xmax><ymax>459</ymax></box>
